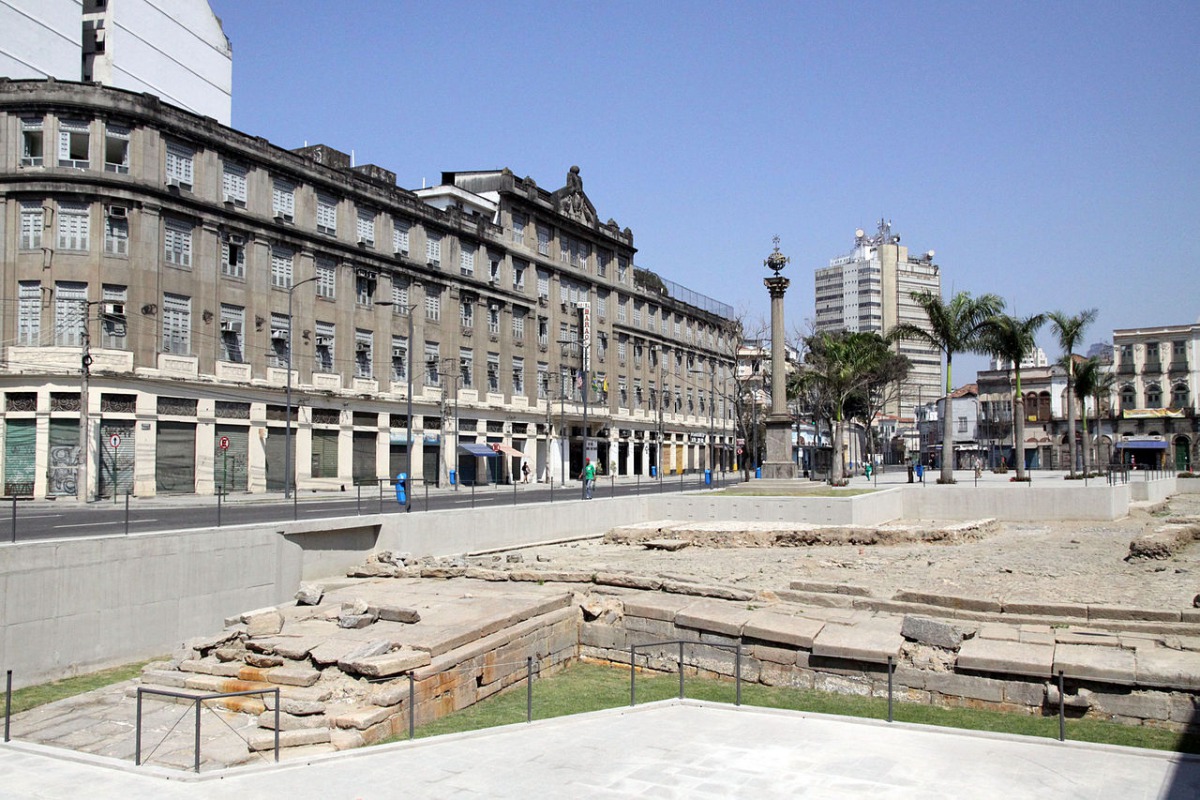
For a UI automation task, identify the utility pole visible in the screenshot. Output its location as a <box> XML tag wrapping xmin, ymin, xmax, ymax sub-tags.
<box><xmin>77</xmin><ymin>304</ymin><xmax>93</xmax><ymax>504</ymax></box>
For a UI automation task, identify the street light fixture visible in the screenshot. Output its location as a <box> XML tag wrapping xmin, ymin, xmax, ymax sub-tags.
<box><xmin>283</xmin><ymin>275</ymin><xmax>322</xmax><ymax>500</ymax></box>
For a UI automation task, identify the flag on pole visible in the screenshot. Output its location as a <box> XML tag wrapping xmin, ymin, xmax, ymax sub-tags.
<box><xmin>575</xmin><ymin>371</ymin><xmax>583</xmax><ymax>389</ymax></box>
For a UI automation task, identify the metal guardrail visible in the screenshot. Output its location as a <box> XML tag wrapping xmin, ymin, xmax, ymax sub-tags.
<box><xmin>135</xmin><ymin>686</ymin><xmax>281</xmax><ymax>773</ymax></box>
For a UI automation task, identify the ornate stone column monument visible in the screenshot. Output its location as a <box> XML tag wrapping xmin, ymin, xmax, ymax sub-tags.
<box><xmin>762</xmin><ymin>238</ymin><xmax>797</xmax><ymax>480</ymax></box>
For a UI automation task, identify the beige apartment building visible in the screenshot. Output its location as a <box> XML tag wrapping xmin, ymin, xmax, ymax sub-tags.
<box><xmin>0</xmin><ymin>79</ymin><xmax>735</xmax><ymax>499</ymax></box>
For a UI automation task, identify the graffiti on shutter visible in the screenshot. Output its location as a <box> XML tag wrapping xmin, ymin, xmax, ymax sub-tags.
<box><xmin>98</xmin><ymin>421</ymin><xmax>135</xmax><ymax>497</ymax></box>
<box><xmin>48</xmin><ymin>418</ymin><xmax>79</xmax><ymax>496</ymax></box>
<box><xmin>215</xmin><ymin>425</ymin><xmax>249</xmax><ymax>492</ymax></box>
<box><xmin>4</xmin><ymin>419</ymin><xmax>36</xmax><ymax>496</ymax></box>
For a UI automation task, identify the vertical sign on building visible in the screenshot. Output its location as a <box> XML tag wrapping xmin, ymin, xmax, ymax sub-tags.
<box><xmin>579</xmin><ymin>302</ymin><xmax>591</xmax><ymax>371</ymax></box>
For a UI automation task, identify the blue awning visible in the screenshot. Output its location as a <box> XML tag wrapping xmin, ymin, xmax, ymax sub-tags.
<box><xmin>1116</xmin><ymin>440</ymin><xmax>1169</xmax><ymax>449</ymax></box>
<box><xmin>458</xmin><ymin>443</ymin><xmax>500</xmax><ymax>457</ymax></box>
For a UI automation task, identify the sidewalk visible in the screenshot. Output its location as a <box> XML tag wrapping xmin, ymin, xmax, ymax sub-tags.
<box><xmin>2</xmin><ymin>701</ymin><xmax>1196</xmax><ymax>799</ymax></box>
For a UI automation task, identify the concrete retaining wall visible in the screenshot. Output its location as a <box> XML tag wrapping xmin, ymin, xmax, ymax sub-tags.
<box><xmin>901</xmin><ymin>482</ymin><xmax>1130</xmax><ymax>521</ymax></box>
<box><xmin>1130</xmin><ymin>476</ymin><xmax>1178</xmax><ymax>504</ymax></box>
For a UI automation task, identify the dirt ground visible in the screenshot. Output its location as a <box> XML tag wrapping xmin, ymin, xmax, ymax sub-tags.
<box><xmin>513</xmin><ymin>494</ymin><xmax>1200</xmax><ymax>610</ymax></box>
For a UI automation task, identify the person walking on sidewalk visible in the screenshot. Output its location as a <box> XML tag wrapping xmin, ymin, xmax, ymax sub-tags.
<box><xmin>522</xmin><ymin>461</ymin><xmax>531</xmax><ymax>484</ymax></box>
<box><xmin>580</xmin><ymin>458</ymin><xmax>596</xmax><ymax>499</ymax></box>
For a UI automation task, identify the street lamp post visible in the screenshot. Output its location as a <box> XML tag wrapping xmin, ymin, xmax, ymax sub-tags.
<box><xmin>284</xmin><ymin>275</ymin><xmax>321</xmax><ymax>500</ymax></box>
<box><xmin>558</xmin><ymin>338</ymin><xmax>587</xmax><ymax>498</ymax></box>
<box><xmin>690</xmin><ymin>361</ymin><xmax>716</xmax><ymax>473</ymax></box>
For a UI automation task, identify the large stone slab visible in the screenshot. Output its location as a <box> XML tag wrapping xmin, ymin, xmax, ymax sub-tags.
<box><xmin>248</xmin><ymin>727</ymin><xmax>329</xmax><ymax>751</ymax></box>
<box><xmin>243</xmin><ymin>608</ymin><xmax>284</xmax><ymax>637</ymax></box>
<box><xmin>1053</xmin><ymin>643</ymin><xmax>1137</xmax><ymax>684</ymax></box>
<box><xmin>594</xmin><ymin>572</ymin><xmax>663</xmax><ymax>591</ymax></box>
<box><xmin>267</xmin><ymin>666</ymin><xmax>321</xmax><ymax>687</ymax></box>
<box><xmin>620</xmin><ymin>592</ymin><xmax>695</xmax><ymax>622</ymax></box>
<box><xmin>892</xmin><ymin>591</ymin><xmax>1002</xmax><ymax>614</ymax></box>
<box><xmin>901</xmin><ymin>616</ymin><xmax>973</xmax><ymax>650</ymax></box>
<box><xmin>342</xmin><ymin>649</ymin><xmax>431</xmax><ymax>678</ymax></box>
<box><xmin>742</xmin><ymin>610</ymin><xmax>824</xmax><ymax>649</ymax></box>
<box><xmin>1136</xmin><ymin>647</ymin><xmax>1200</xmax><ymax>691</ymax></box>
<box><xmin>811</xmin><ymin>616</ymin><xmax>903</xmax><ymax>664</ymax></box>
<box><xmin>674</xmin><ymin>599</ymin><xmax>753</xmax><ymax>637</ymax></box>
<box><xmin>957</xmin><ymin>637</ymin><xmax>1054</xmax><ymax>677</ymax></box>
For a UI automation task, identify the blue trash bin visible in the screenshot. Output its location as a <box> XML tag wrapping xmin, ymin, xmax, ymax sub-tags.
<box><xmin>704</xmin><ymin>468</ymin><xmax>712</xmax><ymax>486</ymax></box>
<box><xmin>755</xmin><ymin>467</ymin><xmax>762</xmax><ymax>479</ymax></box>
<box><xmin>394</xmin><ymin>472</ymin><xmax>407</xmax><ymax>505</ymax></box>
<box><xmin>449</xmin><ymin>469</ymin><xmax>457</xmax><ymax>486</ymax></box>
<box><xmin>650</xmin><ymin>465</ymin><xmax>657</xmax><ymax>478</ymax></box>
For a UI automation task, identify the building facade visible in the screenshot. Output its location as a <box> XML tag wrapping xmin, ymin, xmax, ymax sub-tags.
<box><xmin>0</xmin><ymin>80</ymin><xmax>735</xmax><ymax>499</ymax></box>
<box><xmin>1110</xmin><ymin>323</ymin><xmax>1199</xmax><ymax>471</ymax></box>
<box><xmin>814</xmin><ymin>219</ymin><xmax>942</xmax><ymax>420</ymax></box>
<box><xmin>1</xmin><ymin>0</ymin><xmax>232</xmax><ymax>125</ymax></box>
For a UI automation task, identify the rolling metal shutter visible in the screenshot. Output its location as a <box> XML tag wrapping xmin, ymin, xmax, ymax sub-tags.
<box><xmin>48</xmin><ymin>418</ymin><xmax>80</xmax><ymax>496</ymax></box>
<box><xmin>351</xmin><ymin>431</ymin><xmax>376</xmax><ymax>485</ymax></box>
<box><xmin>311</xmin><ymin>429</ymin><xmax>339</xmax><ymax>479</ymax></box>
<box><xmin>98</xmin><ymin>421</ymin><xmax>135</xmax><ymax>497</ymax></box>
<box><xmin>155</xmin><ymin>422</ymin><xmax>195</xmax><ymax>493</ymax></box>
<box><xmin>264</xmin><ymin>426</ymin><xmax>286</xmax><ymax>492</ymax></box>
<box><xmin>4</xmin><ymin>419</ymin><xmax>36</xmax><ymax>496</ymax></box>
<box><xmin>422</xmin><ymin>441</ymin><xmax>439</xmax><ymax>487</ymax></box>
<box><xmin>214</xmin><ymin>425</ymin><xmax>249</xmax><ymax>492</ymax></box>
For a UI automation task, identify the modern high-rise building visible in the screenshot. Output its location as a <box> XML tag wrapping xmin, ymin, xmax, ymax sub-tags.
<box><xmin>0</xmin><ymin>0</ymin><xmax>232</xmax><ymax>125</ymax></box>
<box><xmin>814</xmin><ymin>220</ymin><xmax>942</xmax><ymax>420</ymax></box>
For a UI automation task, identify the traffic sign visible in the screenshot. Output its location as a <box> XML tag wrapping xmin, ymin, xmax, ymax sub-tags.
<box><xmin>219</xmin><ymin>436</ymin><xmax>230</xmax><ymax>451</ymax></box>
<box><xmin>109</xmin><ymin>433</ymin><xmax>121</xmax><ymax>449</ymax></box>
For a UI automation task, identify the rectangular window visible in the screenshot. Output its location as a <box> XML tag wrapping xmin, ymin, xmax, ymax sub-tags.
<box><xmin>355</xmin><ymin>330</ymin><xmax>373</xmax><ymax>378</ymax></box>
<box><xmin>393</xmin><ymin>218</ymin><xmax>410</xmax><ymax>255</ymax></box>
<box><xmin>221</xmin><ymin>233</ymin><xmax>246</xmax><ymax>278</ymax></box>
<box><xmin>219</xmin><ymin>303</ymin><xmax>244</xmax><ymax>362</ymax></box>
<box><xmin>597</xmin><ymin>291</ymin><xmax>607</xmax><ymax>319</ymax></box>
<box><xmin>537</xmin><ymin>226</ymin><xmax>551</xmax><ymax>256</ymax></box>
<box><xmin>162</xmin><ymin>293</ymin><xmax>191</xmax><ymax>355</ymax></box>
<box><xmin>618</xmin><ymin>255</ymin><xmax>629</xmax><ymax>283</ymax></box>
<box><xmin>460</xmin><ymin>298</ymin><xmax>474</xmax><ymax>328</ymax></box>
<box><xmin>459</xmin><ymin>347</ymin><xmax>474</xmax><ymax>389</ymax></box>
<box><xmin>104</xmin><ymin>123</ymin><xmax>130</xmax><ymax>173</ymax></box>
<box><xmin>58</xmin><ymin>119</ymin><xmax>90</xmax><ymax>169</ymax></box>
<box><xmin>513</xmin><ymin>308</ymin><xmax>526</xmax><ymax>341</ymax></box>
<box><xmin>316</xmin><ymin>257</ymin><xmax>337</xmax><ymax>299</ymax></box>
<box><xmin>18</xmin><ymin>281</ymin><xmax>41</xmax><ymax>345</ymax></box>
<box><xmin>513</xmin><ymin>259</ymin><xmax>527</xmax><ymax>290</ymax></box>
<box><xmin>488</xmin><ymin>252</ymin><xmax>501</xmax><ymax>283</ymax></box>
<box><xmin>633</xmin><ymin>302</ymin><xmax>643</xmax><ymax>327</ymax></box>
<box><xmin>460</xmin><ymin>243</ymin><xmax>475</xmax><ymax>276</ymax></box>
<box><xmin>165</xmin><ymin>141</ymin><xmax>194</xmax><ymax>188</ymax></box>
<box><xmin>392</xmin><ymin>335</ymin><xmax>408</xmax><ymax>381</ymax></box>
<box><xmin>617</xmin><ymin>336</ymin><xmax>627</xmax><ymax>363</ymax></box>
<box><xmin>271</xmin><ymin>246</ymin><xmax>294</xmax><ymax>288</ymax></box>
<box><xmin>101</xmin><ymin>284</ymin><xmax>127</xmax><ymax>350</ymax></box>
<box><xmin>392</xmin><ymin>277</ymin><xmax>409</xmax><ymax>312</ymax></box>
<box><xmin>269</xmin><ymin>312</ymin><xmax>290</xmax><ymax>367</ymax></box>
<box><xmin>317</xmin><ymin>194</ymin><xmax>337</xmax><ymax>235</ymax></box>
<box><xmin>21</xmin><ymin>117</ymin><xmax>44</xmax><ymax>166</ymax></box>
<box><xmin>355</xmin><ymin>270</ymin><xmax>376</xmax><ymax>307</ymax></box>
<box><xmin>425</xmin><ymin>287</ymin><xmax>441</xmax><ymax>321</ymax></box>
<box><xmin>512</xmin><ymin>356</ymin><xmax>524</xmax><ymax>395</ymax></box>
<box><xmin>163</xmin><ymin>218</ymin><xmax>192</xmax><ymax>268</ymax></box>
<box><xmin>538</xmin><ymin>316</ymin><xmax>549</xmax><ymax>348</ymax></box>
<box><xmin>487</xmin><ymin>353</ymin><xmax>500</xmax><ymax>393</ymax></box>
<box><xmin>537</xmin><ymin>269</ymin><xmax>550</xmax><ymax>299</ymax></box>
<box><xmin>424</xmin><ymin>342</ymin><xmax>440</xmax><ymax>386</ymax></box>
<box><xmin>616</xmin><ymin>295</ymin><xmax>627</xmax><ymax>323</ymax></box>
<box><xmin>957</xmin><ymin>416</ymin><xmax>968</xmax><ymax>433</ymax></box>
<box><xmin>488</xmin><ymin>306</ymin><xmax>501</xmax><ymax>336</ymax></box>
<box><xmin>512</xmin><ymin>212</ymin><xmax>526</xmax><ymax>244</ymax></box>
<box><xmin>597</xmin><ymin>249</ymin><xmax>610</xmax><ymax>278</ymax></box>
<box><xmin>54</xmin><ymin>281</ymin><xmax>87</xmax><ymax>346</ymax></box>
<box><xmin>356</xmin><ymin>209</ymin><xmax>375</xmax><ymax>246</ymax></box>
<box><xmin>272</xmin><ymin>179</ymin><xmax>295</xmax><ymax>221</ymax></box>
<box><xmin>222</xmin><ymin>163</ymin><xmax>247</xmax><ymax>204</ymax></box>
<box><xmin>426</xmin><ymin>232</ymin><xmax>442</xmax><ymax>266</ymax></box>
<box><xmin>57</xmin><ymin>201</ymin><xmax>90</xmax><ymax>251</ymax></box>
<box><xmin>104</xmin><ymin>211</ymin><xmax>128</xmax><ymax>256</ymax></box>
<box><xmin>20</xmin><ymin>202</ymin><xmax>43</xmax><ymax>249</ymax></box>
<box><xmin>314</xmin><ymin>321</ymin><xmax>334</xmax><ymax>372</ymax></box>
<box><xmin>559</xmin><ymin>234</ymin><xmax>571</xmax><ymax>264</ymax></box>
<box><xmin>537</xmin><ymin>363</ymin><xmax>548</xmax><ymax>399</ymax></box>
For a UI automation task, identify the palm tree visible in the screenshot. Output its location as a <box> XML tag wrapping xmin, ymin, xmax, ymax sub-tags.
<box><xmin>1073</xmin><ymin>357</ymin><xmax>1116</xmax><ymax>474</ymax></box>
<box><xmin>890</xmin><ymin>291</ymin><xmax>1004</xmax><ymax>483</ymax></box>
<box><xmin>981</xmin><ymin>312</ymin><xmax>1047</xmax><ymax>481</ymax></box>
<box><xmin>1048</xmin><ymin>309</ymin><xmax>1098</xmax><ymax>477</ymax></box>
<box><xmin>797</xmin><ymin>331</ymin><xmax>888</xmax><ymax>484</ymax></box>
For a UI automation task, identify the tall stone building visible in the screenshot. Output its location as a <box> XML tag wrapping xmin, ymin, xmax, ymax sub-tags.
<box><xmin>0</xmin><ymin>80</ymin><xmax>735</xmax><ymax>499</ymax></box>
<box><xmin>814</xmin><ymin>220</ymin><xmax>942</xmax><ymax>420</ymax></box>
<box><xmin>1</xmin><ymin>0</ymin><xmax>232</xmax><ymax>125</ymax></box>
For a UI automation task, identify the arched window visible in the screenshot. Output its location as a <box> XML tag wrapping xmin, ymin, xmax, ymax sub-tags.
<box><xmin>1146</xmin><ymin>383</ymin><xmax>1162</xmax><ymax>409</ymax></box>
<box><xmin>1172</xmin><ymin>383</ymin><xmax>1189</xmax><ymax>409</ymax></box>
<box><xmin>1037</xmin><ymin>391</ymin><xmax>1052</xmax><ymax>422</ymax></box>
<box><xmin>1120</xmin><ymin>384</ymin><xmax>1136</xmax><ymax>410</ymax></box>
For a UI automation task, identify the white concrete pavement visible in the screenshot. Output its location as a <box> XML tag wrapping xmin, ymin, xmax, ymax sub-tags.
<box><xmin>2</xmin><ymin>701</ymin><xmax>1197</xmax><ymax>799</ymax></box>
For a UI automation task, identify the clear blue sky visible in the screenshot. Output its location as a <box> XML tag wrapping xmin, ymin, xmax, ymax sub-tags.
<box><xmin>208</xmin><ymin>0</ymin><xmax>1199</xmax><ymax>381</ymax></box>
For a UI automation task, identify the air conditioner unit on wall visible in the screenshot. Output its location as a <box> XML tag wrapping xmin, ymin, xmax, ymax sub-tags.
<box><xmin>356</xmin><ymin>342</ymin><xmax>370</xmax><ymax>353</ymax></box>
<box><xmin>270</xmin><ymin>329</ymin><xmax>288</xmax><ymax>341</ymax></box>
<box><xmin>221</xmin><ymin>320</ymin><xmax>242</xmax><ymax>334</ymax></box>
<box><xmin>106</xmin><ymin>205</ymin><xmax>127</xmax><ymax>219</ymax></box>
<box><xmin>102</xmin><ymin>301</ymin><xmax>125</xmax><ymax>317</ymax></box>
<box><xmin>315</xmin><ymin>336</ymin><xmax>333</xmax><ymax>346</ymax></box>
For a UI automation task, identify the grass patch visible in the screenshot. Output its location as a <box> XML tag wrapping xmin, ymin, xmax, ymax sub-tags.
<box><xmin>385</xmin><ymin>661</ymin><xmax>1200</xmax><ymax>754</ymax></box>
<box><xmin>6</xmin><ymin>661</ymin><xmax>153</xmax><ymax>715</ymax></box>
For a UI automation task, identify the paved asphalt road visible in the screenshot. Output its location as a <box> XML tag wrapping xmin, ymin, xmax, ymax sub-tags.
<box><xmin>2</xmin><ymin>472</ymin><xmax>732</xmax><ymax>542</ymax></box>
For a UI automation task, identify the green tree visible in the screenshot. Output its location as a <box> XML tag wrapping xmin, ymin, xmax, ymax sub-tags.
<box><xmin>1072</xmin><ymin>356</ymin><xmax>1116</xmax><ymax>475</ymax></box>
<box><xmin>1048</xmin><ymin>309</ymin><xmax>1098</xmax><ymax>477</ymax></box>
<box><xmin>889</xmin><ymin>291</ymin><xmax>1004</xmax><ymax>483</ymax></box>
<box><xmin>981</xmin><ymin>313</ymin><xmax>1048</xmax><ymax>481</ymax></box>
<box><xmin>797</xmin><ymin>331</ymin><xmax>891</xmax><ymax>483</ymax></box>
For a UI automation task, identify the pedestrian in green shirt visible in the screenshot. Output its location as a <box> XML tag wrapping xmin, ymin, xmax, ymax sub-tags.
<box><xmin>580</xmin><ymin>458</ymin><xmax>596</xmax><ymax>499</ymax></box>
